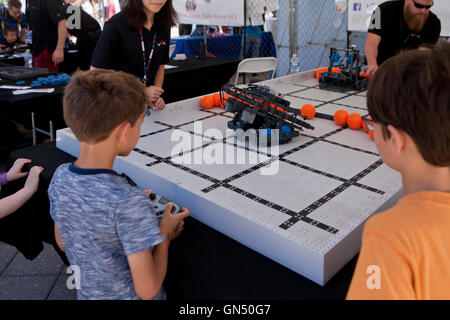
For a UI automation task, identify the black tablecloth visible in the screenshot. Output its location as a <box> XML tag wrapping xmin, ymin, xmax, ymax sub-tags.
<box><xmin>0</xmin><ymin>55</ymin><xmax>25</xmax><ymax>67</ymax></box>
<box><xmin>1</xmin><ymin>142</ymin><xmax>357</xmax><ymax>299</ymax></box>
<box><xmin>163</xmin><ymin>57</ymin><xmax>240</xmax><ymax>104</ymax></box>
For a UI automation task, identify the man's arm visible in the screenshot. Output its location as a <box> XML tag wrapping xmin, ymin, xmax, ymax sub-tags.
<box><xmin>52</xmin><ymin>19</ymin><xmax>67</xmax><ymax>65</ymax></box>
<box><xmin>364</xmin><ymin>33</ymin><xmax>381</xmax><ymax>79</ymax></box>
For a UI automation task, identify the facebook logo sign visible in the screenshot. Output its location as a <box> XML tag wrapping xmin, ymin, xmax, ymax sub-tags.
<box><xmin>353</xmin><ymin>2</ymin><xmax>362</xmax><ymax>11</ymax></box>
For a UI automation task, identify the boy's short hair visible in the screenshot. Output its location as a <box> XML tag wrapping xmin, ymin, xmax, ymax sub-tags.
<box><xmin>367</xmin><ymin>43</ymin><xmax>450</xmax><ymax>167</ymax></box>
<box><xmin>2</xmin><ymin>25</ymin><xmax>17</xmax><ymax>35</ymax></box>
<box><xmin>63</xmin><ymin>70</ymin><xmax>147</xmax><ymax>143</ymax></box>
<box><xmin>7</xmin><ymin>0</ymin><xmax>22</xmax><ymax>9</ymax></box>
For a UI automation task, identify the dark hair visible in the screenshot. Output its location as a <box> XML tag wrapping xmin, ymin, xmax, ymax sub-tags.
<box><xmin>63</xmin><ymin>70</ymin><xmax>147</xmax><ymax>143</ymax></box>
<box><xmin>2</xmin><ymin>25</ymin><xmax>17</xmax><ymax>35</ymax></box>
<box><xmin>7</xmin><ymin>0</ymin><xmax>22</xmax><ymax>9</ymax></box>
<box><xmin>367</xmin><ymin>42</ymin><xmax>450</xmax><ymax>167</ymax></box>
<box><xmin>123</xmin><ymin>0</ymin><xmax>178</xmax><ymax>31</ymax></box>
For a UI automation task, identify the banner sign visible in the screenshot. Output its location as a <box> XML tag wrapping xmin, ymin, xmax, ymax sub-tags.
<box><xmin>174</xmin><ymin>0</ymin><xmax>245</xmax><ymax>27</ymax></box>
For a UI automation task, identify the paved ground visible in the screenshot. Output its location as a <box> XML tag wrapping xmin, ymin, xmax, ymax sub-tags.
<box><xmin>0</xmin><ymin>241</ymin><xmax>77</xmax><ymax>300</ymax></box>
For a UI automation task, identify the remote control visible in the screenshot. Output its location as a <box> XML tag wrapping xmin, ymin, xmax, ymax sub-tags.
<box><xmin>120</xmin><ymin>173</ymin><xmax>182</xmax><ymax>219</ymax></box>
<box><xmin>149</xmin><ymin>193</ymin><xmax>182</xmax><ymax>219</ymax></box>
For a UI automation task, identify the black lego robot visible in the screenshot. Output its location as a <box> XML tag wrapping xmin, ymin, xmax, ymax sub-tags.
<box><xmin>220</xmin><ymin>84</ymin><xmax>314</xmax><ymax>145</ymax></box>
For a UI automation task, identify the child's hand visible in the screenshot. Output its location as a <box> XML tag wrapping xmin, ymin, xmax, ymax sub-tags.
<box><xmin>23</xmin><ymin>166</ymin><xmax>44</xmax><ymax>195</ymax></box>
<box><xmin>160</xmin><ymin>205</ymin><xmax>190</xmax><ymax>241</ymax></box>
<box><xmin>6</xmin><ymin>158</ymin><xmax>31</xmax><ymax>182</ymax></box>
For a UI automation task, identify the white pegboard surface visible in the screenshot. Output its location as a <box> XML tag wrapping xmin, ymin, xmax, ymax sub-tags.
<box><xmin>56</xmin><ymin>70</ymin><xmax>403</xmax><ymax>285</ymax></box>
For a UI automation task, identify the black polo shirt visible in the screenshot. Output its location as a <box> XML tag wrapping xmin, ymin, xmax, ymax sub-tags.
<box><xmin>368</xmin><ymin>0</ymin><xmax>441</xmax><ymax>65</ymax></box>
<box><xmin>91</xmin><ymin>11</ymin><xmax>170</xmax><ymax>86</ymax></box>
<box><xmin>26</xmin><ymin>0</ymin><xmax>66</xmax><ymax>56</ymax></box>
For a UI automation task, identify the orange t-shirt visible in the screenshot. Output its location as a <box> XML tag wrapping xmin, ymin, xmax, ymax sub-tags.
<box><xmin>346</xmin><ymin>191</ymin><xmax>450</xmax><ymax>300</ymax></box>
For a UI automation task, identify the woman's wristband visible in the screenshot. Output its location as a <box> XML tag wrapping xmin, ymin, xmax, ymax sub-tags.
<box><xmin>0</xmin><ymin>172</ymin><xmax>7</xmax><ymax>186</ymax></box>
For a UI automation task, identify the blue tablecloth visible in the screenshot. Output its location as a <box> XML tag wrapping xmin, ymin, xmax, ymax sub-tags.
<box><xmin>171</xmin><ymin>32</ymin><xmax>277</xmax><ymax>59</ymax></box>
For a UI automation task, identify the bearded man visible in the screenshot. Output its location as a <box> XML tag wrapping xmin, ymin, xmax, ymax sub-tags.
<box><xmin>364</xmin><ymin>0</ymin><xmax>441</xmax><ymax>78</ymax></box>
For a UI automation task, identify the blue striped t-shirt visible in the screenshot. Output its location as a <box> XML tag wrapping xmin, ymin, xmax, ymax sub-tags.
<box><xmin>48</xmin><ymin>163</ymin><xmax>165</xmax><ymax>300</ymax></box>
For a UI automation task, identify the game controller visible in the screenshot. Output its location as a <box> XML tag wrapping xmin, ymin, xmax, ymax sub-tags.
<box><xmin>120</xmin><ymin>173</ymin><xmax>182</xmax><ymax>219</ymax></box>
<box><xmin>149</xmin><ymin>193</ymin><xmax>182</xmax><ymax>219</ymax></box>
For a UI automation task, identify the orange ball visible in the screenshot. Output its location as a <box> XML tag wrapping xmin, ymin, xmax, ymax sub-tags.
<box><xmin>301</xmin><ymin>104</ymin><xmax>316</xmax><ymax>119</ymax></box>
<box><xmin>200</xmin><ymin>95</ymin><xmax>214</xmax><ymax>109</ymax></box>
<box><xmin>333</xmin><ymin>109</ymin><xmax>349</xmax><ymax>126</ymax></box>
<box><xmin>315</xmin><ymin>67</ymin><xmax>328</xmax><ymax>80</ymax></box>
<box><xmin>332</xmin><ymin>67</ymin><xmax>341</xmax><ymax>74</ymax></box>
<box><xmin>347</xmin><ymin>113</ymin><xmax>363</xmax><ymax>130</ymax></box>
<box><xmin>212</xmin><ymin>93</ymin><xmax>221</xmax><ymax>107</ymax></box>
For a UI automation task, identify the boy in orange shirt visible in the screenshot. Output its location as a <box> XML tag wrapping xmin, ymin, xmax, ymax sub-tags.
<box><xmin>346</xmin><ymin>43</ymin><xmax>450</xmax><ymax>300</ymax></box>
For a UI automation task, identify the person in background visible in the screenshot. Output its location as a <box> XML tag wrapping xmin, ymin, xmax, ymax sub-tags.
<box><xmin>0</xmin><ymin>159</ymin><xmax>43</xmax><ymax>220</ymax></box>
<box><xmin>241</xmin><ymin>20</ymin><xmax>262</xmax><ymax>58</ymax></box>
<box><xmin>347</xmin><ymin>43</ymin><xmax>450</xmax><ymax>300</ymax></box>
<box><xmin>0</xmin><ymin>0</ymin><xmax>26</xmax><ymax>44</ymax></box>
<box><xmin>364</xmin><ymin>0</ymin><xmax>441</xmax><ymax>79</ymax></box>
<box><xmin>0</xmin><ymin>25</ymin><xmax>20</xmax><ymax>51</ymax></box>
<box><xmin>178</xmin><ymin>23</ymin><xmax>192</xmax><ymax>36</ymax></box>
<box><xmin>91</xmin><ymin>0</ymin><xmax>177</xmax><ymax>111</ymax></box>
<box><xmin>26</xmin><ymin>0</ymin><xmax>67</xmax><ymax>72</ymax></box>
<box><xmin>63</xmin><ymin>0</ymin><xmax>101</xmax><ymax>70</ymax></box>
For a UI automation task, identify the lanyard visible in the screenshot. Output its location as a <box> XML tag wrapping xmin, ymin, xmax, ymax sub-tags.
<box><xmin>139</xmin><ymin>28</ymin><xmax>157</xmax><ymax>84</ymax></box>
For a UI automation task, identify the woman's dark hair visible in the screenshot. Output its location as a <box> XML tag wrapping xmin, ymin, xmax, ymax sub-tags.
<box><xmin>123</xmin><ymin>0</ymin><xmax>178</xmax><ymax>31</ymax></box>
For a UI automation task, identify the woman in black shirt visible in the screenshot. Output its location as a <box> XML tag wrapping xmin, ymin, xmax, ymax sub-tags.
<box><xmin>91</xmin><ymin>0</ymin><xmax>177</xmax><ymax>110</ymax></box>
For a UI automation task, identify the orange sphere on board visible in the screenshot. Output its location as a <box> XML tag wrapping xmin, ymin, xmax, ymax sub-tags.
<box><xmin>332</xmin><ymin>67</ymin><xmax>341</xmax><ymax>74</ymax></box>
<box><xmin>347</xmin><ymin>113</ymin><xmax>363</xmax><ymax>130</ymax></box>
<box><xmin>200</xmin><ymin>95</ymin><xmax>214</xmax><ymax>109</ymax></box>
<box><xmin>333</xmin><ymin>109</ymin><xmax>349</xmax><ymax>126</ymax></box>
<box><xmin>315</xmin><ymin>67</ymin><xmax>328</xmax><ymax>80</ymax></box>
<box><xmin>213</xmin><ymin>93</ymin><xmax>221</xmax><ymax>107</ymax></box>
<box><xmin>301</xmin><ymin>104</ymin><xmax>316</xmax><ymax>119</ymax></box>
